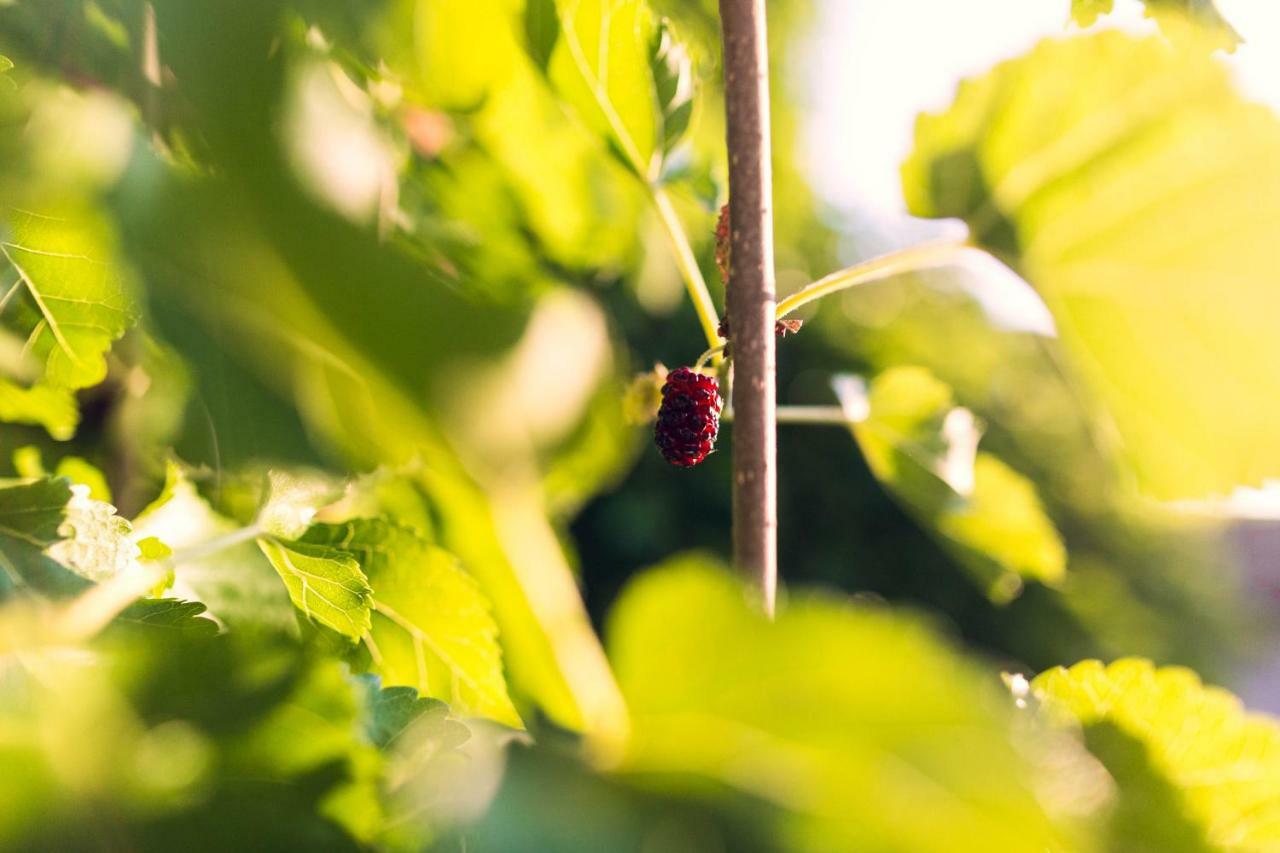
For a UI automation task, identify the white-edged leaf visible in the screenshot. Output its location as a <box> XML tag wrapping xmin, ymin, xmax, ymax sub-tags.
<box><xmin>45</xmin><ymin>483</ymin><xmax>141</xmax><ymax>583</ymax></box>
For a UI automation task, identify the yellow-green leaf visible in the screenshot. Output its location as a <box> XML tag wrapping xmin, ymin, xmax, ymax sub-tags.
<box><xmin>257</xmin><ymin>537</ymin><xmax>373</xmax><ymax>641</ymax></box>
<box><xmin>1034</xmin><ymin>658</ymin><xmax>1280</xmax><ymax>850</ymax></box>
<box><xmin>608</xmin><ymin>557</ymin><xmax>1076</xmax><ymax>852</ymax></box>
<box><xmin>903</xmin><ymin>32</ymin><xmax>1278</xmax><ymax>499</ymax></box>
<box><xmin>0</xmin><ymin>207</ymin><xmax>134</xmax><ymax>390</ymax></box>
<box><xmin>836</xmin><ymin>367</ymin><xmax>1066</xmax><ymax>602</ymax></box>
<box><xmin>299</xmin><ymin>519</ymin><xmax>521</xmax><ymax>728</ymax></box>
<box><xmin>541</xmin><ymin>0</ymin><xmax>691</xmax><ymax>179</ymax></box>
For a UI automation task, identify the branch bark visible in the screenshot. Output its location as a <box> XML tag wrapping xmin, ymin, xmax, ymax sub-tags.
<box><xmin>719</xmin><ymin>0</ymin><xmax>777</xmax><ymax>615</ymax></box>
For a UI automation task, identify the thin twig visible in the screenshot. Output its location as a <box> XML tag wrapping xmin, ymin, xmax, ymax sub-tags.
<box><xmin>776</xmin><ymin>240</ymin><xmax>973</xmax><ymax>319</ymax></box>
<box><xmin>719</xmin><ymin>0</ymin><xmax>777</xmax><ymax>615</ymax></box>
<box><xmin>651</xmin><ymin>187</ymin><xmax>723</xmax><ymax>349</ymax></box>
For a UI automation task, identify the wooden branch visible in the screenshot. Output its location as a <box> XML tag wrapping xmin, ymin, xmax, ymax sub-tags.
<box><xmin>719</xmin><ymin>0</ymin><xmax>777</xmax><ymax>615</ymax></box>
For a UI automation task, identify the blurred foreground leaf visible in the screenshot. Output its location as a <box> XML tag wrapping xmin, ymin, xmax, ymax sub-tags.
<box><xmin>1070</xmin><ymin>0</ymin><xmax>1240</xmax><ymax>50</ymax></box>
<box><xmin>607</xmin><ymin>557</ymin><xmax>1077</xmax><ymax>851</ymax></box>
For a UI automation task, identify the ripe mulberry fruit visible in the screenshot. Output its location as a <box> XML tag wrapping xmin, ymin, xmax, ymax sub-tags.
<box><xmin>655</xmin><ymin>367</ymin><xmax>722</xmax><ymax>468</ymax></box>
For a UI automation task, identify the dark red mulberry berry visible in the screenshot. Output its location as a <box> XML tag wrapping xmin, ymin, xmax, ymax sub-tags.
<box><xmin>655</xmin><ymin>367</ymin><xmax>722</xmax><ymax>468</ymax></box>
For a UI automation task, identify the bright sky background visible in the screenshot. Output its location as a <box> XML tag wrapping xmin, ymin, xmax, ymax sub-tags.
<box><xmin>800</xmin><ymin>0</ymin><xmax>1280</xmax><ymax>215</ymax></box>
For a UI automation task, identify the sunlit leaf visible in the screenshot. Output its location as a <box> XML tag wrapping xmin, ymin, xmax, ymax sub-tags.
<box><xmin>1034</xmin><ymin>658</ymin><xmax>1280</xmax><ymax>850</ymax></box>
<box><xmin>904</xmin><ymin>31</ymin><xmax>1277</xmax><ymax>499</ymax></box>
<box><xmin>835</xmin><ymin>367</ymin><xmax>1066</xmax><ymax>602</ymax></box>
<box><xmin>0</xmin><ymin>207</ymin><xmax>134</xmax><ymax>390</ymax></box>
<box><xmin>414</xmin><ymin>0</ymin><xmax>523</xmax><ymax>109</ymax></box>
<box><xmin>300</xmin><ymin>519</ymin><xmax>522</xmax><ymax>728</ymax></box>
<box><xmin>1070</xmin><ymin>0</ymin><xmax>1113</xmax><ymax>27</ymax></box>
<box><xmin>0</xmin><ymin>379</ymin><xmax>76</xmax><ymax>438</ymax></box>
<box><xmin>608</xmin><ymin>558</ymin><xmax>1076</xmax><ymax>851</ymax></box>
<box><xmin>538</xmin><ymin>0</ymin><xmax>694</xmax><ymax>179</ymax></box>
<box><xmin>1070</xmin><ymin>0</ymin><xmax>1241</xmax><ymax>50</ymax></box>
<box><xmin>258</xmin><ymin>536</ymin><xmax>373</xmax><ymax>641</ymax></box>
<box><xmin>133</xmin><ymin>463</ymin><xmax>297</xmax><ymax>632</ymax></box>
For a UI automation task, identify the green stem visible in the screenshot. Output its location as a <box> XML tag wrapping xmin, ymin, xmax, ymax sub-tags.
<box><xmin>168</xmin><ymin>523</ymin><xmax>264</xmax><ymax>564</ymax></box>
<box><xmin>776</xmin><ymin>240</ymin><xmax>973</xmax><ymax>320</ymax></box>
<box><xmin>723</xmin><ymin>405</ymin><xmax>854</xmax><ymax>426</ymax></box>
<box><xmin>696</xmin><ymin>343</ymin><xmax>726</xmax><ymax>369</ymax></box>
<box><xmin>651</xmin><ymin>186</ymin><xmax>723</xmax><ymax>350</ymax></box>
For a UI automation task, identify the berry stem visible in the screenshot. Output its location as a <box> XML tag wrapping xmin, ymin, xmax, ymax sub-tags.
<box><xmin>720</xmin><ymin>0</ymin><xmax>777</xmax><ymax>616</ymax></box>
<box><xmin>776</xmin><ymin>240</ymin><xmax>974</xmax><ymax>320</ymax></box>
<box><xmin>695</xmin><ymin>343</ymin><xmax>727</xmax><ymax>369</ymax></box>
<box><xmin>651</xmin><ymin>186</ymin><xmax>723</xmax><ymax>350</ymax></box>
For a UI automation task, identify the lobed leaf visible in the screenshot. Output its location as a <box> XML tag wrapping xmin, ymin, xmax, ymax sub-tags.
<box><xmin>1070</xmin><ymin>0</ymin><xmax>1241</xmax><ymax>50</ymax></box>
<box><xmin>258</xmin><ymin>537</ymin><xmax>373</xmax><ymax>642</ymax></box>
<box><xmin>1034</xmin><ymin>658</ymin><xmax>1280</xmax><ymax>849</ymax></box>
<box><xmin>904</xmin><ymin>31</ymin><xmax>1277</xmax><ymax>499</ymax></box>
<box><xmin>300</xmin><ymin>519</ymin><xmax>521</xmax><ymax>728</ymax></box>
<box><xmin>0</xmin><ymin>207</ymin><xmax>134</xmax><ymax>391</ymax></box>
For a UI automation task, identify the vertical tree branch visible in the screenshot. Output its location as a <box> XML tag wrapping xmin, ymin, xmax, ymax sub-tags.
<box><xmin>719</xmin><ymin>0</ymin><xmax>777</xmax><ymax>615</ymax></box>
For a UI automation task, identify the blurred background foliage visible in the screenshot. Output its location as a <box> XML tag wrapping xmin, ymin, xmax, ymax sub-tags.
<box><xmin>1</xmin><ymin>0</ymin><xmax>1278</xmax><ymax>849</ymax></box>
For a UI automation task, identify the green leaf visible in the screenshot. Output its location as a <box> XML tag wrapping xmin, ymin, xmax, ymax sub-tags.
<box><xmin>524</xmin><ymin>0</ymin><xmax>560</xmax><ymax>73</ymax></box>
<box><xmin>836</xmin><ymin>367</ymin><xmax>1066</xmax><ymax>602</ymax></box>
<box><xmin>0</xmin><ymin>207</ymin><xmax>134</xmax><ymax>391</ymax></box>
<box><xmin>1071</xmin><ymin>0</ymin><xmax>1241</xmax><ymax>51</ymax></box>
<box><xmin>903</xmin><ymin>31</ymin><xmax>1276</xmax><ymax>499</ymax></box>
<box><xmin>414</xmin><ymin>0</ymin><xmax>524</xmax><ymax>109</ymax></box>
<box><xmin>299</xmin><ymin>519</ymin><xmax>522</xmax><ymax>728</ymax></box>
<box><xmin>258</xmin><ymin>537</ymin><xmax>373</xmax><ymax>642</ymax></box>
<box><xmin>648</xmin><ymin>18</ymin><xmax>693</xmax><ymax>158</ymax></box>
<box><xmin>364</xmin><ymin>684</ymin><xmax>468</xmax><ymax>752</ymax></box>
<box><xmin>0</xmin><ymin>55</ymin><xmax>12</xmax><ymax>74</ymax></box>
<box><xmin>132</xmin><ymin>464</ymin><xmax>297</xmax><ymax>632</ymax></box>
<box><xmin>52</xmin><ymin>456</ymin><xmax>110</xmax><ymax>502</ymax></box>
<box><xmin>0</xmin><ymin>380</ymin><xmax>76</xmax><ymax>439</ymax></box>
<box><xmin>539</xmin><ymin>0</ymin><xmax>694</xmax><ymax>179</ymax></box>
<box><xmin>113</xmin><ymin>598</ymin><xmax>219</xmax><ymax>637</ymax></box>
<box><xmin>1033</xmin><ymin>658</ymin><xmax>1280</xmax><ymax>850</ymax></box>
<box><xmin>0</xmin><ymin>477</ymin><xmax>87</xmax><ymax>598</ymax></box>
<box><xmin>1071</xmin><ymin>0</ymin><xmax>1113</xmax><ymax>26</ymax></box>
<box><xmin>608</xmin><ymin>558</ymin><xmax>1076</xmax><ymax>852</ymax></box>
